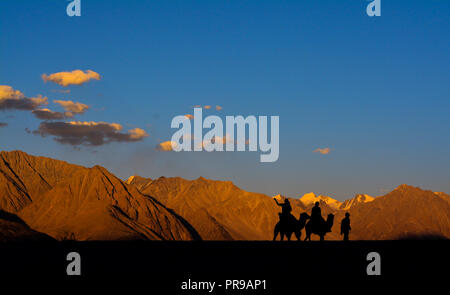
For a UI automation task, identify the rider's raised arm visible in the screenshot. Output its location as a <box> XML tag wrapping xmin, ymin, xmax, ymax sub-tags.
<box><xmin>274</xmin><ymin>198</ymin><xmax>281</xmax><ymax>206</ymax></box>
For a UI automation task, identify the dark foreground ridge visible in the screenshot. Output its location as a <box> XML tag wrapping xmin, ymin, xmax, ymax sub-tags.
<box><xmin>0</xmin><ymin>240</ymin><xmax>448</xmax><ymax>288</ymax></box>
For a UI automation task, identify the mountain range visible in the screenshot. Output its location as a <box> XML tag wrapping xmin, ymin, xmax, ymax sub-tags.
<box><xmin>0</xmin><ymin>150</ymin><xmax>449</xmax><ymax>241</ymax></box>
<box><xmin>0</xmin><ymin>150</ymin><xmax>199</xmax><ymax>241</ymax></box>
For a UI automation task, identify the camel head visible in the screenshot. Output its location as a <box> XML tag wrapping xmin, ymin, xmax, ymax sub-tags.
<box><xmin>299</xmin><ymin>212</ymin><xmax>310</xmax><ymax>222</ymax></box>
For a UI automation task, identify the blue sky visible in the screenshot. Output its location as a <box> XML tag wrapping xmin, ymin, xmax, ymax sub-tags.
<box><xmin>0</xmin><ymin>0</ymin><xmax>449</xmax><ymax>200</ymax></box>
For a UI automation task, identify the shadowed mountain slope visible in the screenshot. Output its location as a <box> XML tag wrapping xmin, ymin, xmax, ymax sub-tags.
<box><xmin>0</xmin><ymin>210</ymin><xmax>55</xmax><ymax>242</ymax></box>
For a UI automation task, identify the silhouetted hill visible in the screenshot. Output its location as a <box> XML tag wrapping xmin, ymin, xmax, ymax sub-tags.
<box><xmin>0</xmin><ymin>151</ymin><xmax>200</xmax><ymax>241</ymax></box>
<box><xmin>0</xmin><ymin>210</ymin><xmax>54</xmax><ymax>241</ymax></box>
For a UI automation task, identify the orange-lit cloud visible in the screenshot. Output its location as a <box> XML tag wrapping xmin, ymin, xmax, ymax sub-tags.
<box><xmin>313</xmin><ymin>147</ymin><xmax>332</xmax><ymax>155</ymax></box>
<box><xmin>34</xmin><ymin>121</ymin><xmax>148</xmax><ymax>146</ymax></box>
<box><xmin>32</xmin><ymin>108</ymin><xmax>68</xmax><ymax>120</ymax></box>
<box><xmin>42</xmin><ymin>70</ymin><xmax>101</xmax><ymax>87</ymax></box>
<box><xmin>199</xmin><ymin>134</ymin><xmax>234</xmax><ymax>149</ymax></box>
<box><xmin>0</xmin><ymin>85</ymin><xmax>23</xmax><ymax>100</ymax></box>
<box><xmin>0</xmin><ymin>85</ymin><xmax>48</xmax><ymax>110</ymax></box>
<box><xmin>192</xmin><ymin>105</ymin><xmax>222</xmax><ymax>111</ymax></box>
<box><xmin>185</xmin><ymin>114</ymin><xmax>194</xmax><ymax>120</ymax></box>
<box><xmin>54</xmin><ymin>100</ymin><xmax>89</xmax><ymax>115</ymax></box>
<box><xmin>128</xmin><ymin>128</ymin><xmax>148</xmax><ymax>140</ymax></box>
<box><xmin>68</xmin><ymin>121</ymin><xmax>122</xmax><ymax>130</ymax></box>
<box><xmin>156</xmin><ymin>141</ymin><xmax>178</xmax><ymax>151</ymax></box>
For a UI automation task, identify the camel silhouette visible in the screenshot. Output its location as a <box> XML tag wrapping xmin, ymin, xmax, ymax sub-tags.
<box><xmin>304</xmin><ymin>213</ymin><xmax>334</xmax><ymax>241</ymax></box>
<box><xmin>273</xmin><ymin>212</ymin><xmax>310</xmax><ymax>241</ymax></box>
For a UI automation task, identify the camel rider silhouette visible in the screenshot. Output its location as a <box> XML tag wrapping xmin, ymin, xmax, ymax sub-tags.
<box><xmin>311</xmin><ymin>202</ymin><xmax>323</xmax><ymax>232</ymax></box>
<box><xmin>274</xmin><ymin>198</ymin><xmax>292</xmax><ymax>224</ymax></box>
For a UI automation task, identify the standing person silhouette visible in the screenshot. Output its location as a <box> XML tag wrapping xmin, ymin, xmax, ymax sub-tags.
<box><xmin>310</xmin><ymin>202</ymin><xmax>322</xmax><ymax>232</ymax></box>
<box><xmin>340</xmin><ymin>213</ymin><xmax>351</xmax><ymax>241</ymax></box>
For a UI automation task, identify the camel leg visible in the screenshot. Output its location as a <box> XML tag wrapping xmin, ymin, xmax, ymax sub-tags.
<box><xmin>280</xmin><ymin>232</ymin><xmax>285</xmax><ymax>241</ymax></box>
<box><xmin>273</xmin><ymin>227</ymin><xmax>279</xmax><ymax>241</ymax></box>
<box><xmin>304</xmin><ymin>223</ymin><xmax>310</xmax><ymax>241</ymax></box>
<box><xmin>287</xmin><ymin>232</ymin><xmax>292</xmax><ymax>241</ymax></box>
<box><xmin>295</xmin><ymin>230</ymin><xmax>301</xmax><ymax>241</ymax></box>
<box><xmin>320</xmin><ymin>235</ymin><xmax>324</xmax><ymax>242</ymax></box>
<box><xmin>304</xmin><ymin>228</ymin><xmax>311</xmax><ymax>241</ymax></box>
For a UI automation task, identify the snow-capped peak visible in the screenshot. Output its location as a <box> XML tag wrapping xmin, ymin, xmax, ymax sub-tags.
<box><xmin>126</xmin><ymin>176</ymin><xmax>136</xmax><ymax>184</ymax></box>
<box><xmin>339</xmin><ymin>194</ymin><xmax>374</xmax><ymax>210</ymax></box>
<box><xmin>300</xmin><ymin>192</ymin><xmax>342</xmax><ymax>209</ymax></box>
